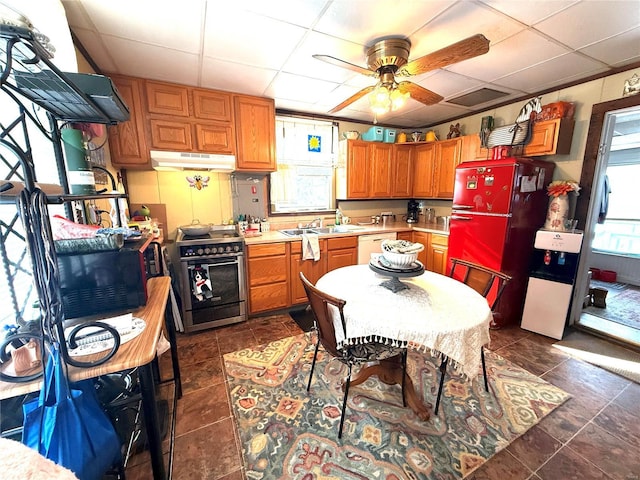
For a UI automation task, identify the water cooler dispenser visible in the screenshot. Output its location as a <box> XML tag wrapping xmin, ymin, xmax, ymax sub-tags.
<box><xmin>521</xmin><ymin>230</ymin><xmax>584</xmax><ymax>339</ymax></box>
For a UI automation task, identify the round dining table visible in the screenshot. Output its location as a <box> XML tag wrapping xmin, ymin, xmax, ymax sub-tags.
<box><xmin>316</xmin><ymin>264</ymin><xmax>492</xmax><ymax>420</ymax></box>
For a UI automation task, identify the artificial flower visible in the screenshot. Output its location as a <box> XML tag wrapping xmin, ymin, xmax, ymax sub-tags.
<box><xmin>547</xmin><ymin>180</ymin><xmax>580</xmax><ymax>197</ymax></box>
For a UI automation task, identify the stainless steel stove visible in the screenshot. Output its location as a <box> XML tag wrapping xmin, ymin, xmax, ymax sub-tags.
<box><xmin>176</xmin><ymin>225</ymin><xmax>246</xmax><ymax>332</ymax></box>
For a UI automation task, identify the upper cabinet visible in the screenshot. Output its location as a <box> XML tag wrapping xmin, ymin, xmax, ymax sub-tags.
<box><xmin>108</xmin><ymin>76</ymin><xmax>149</xmax><ymax>169</ymax></box>
<box><xmin>433</xmin><ymin>137</ymin><xmax>462</xmax><ymax>198</ymax></box>
<box><xmin>522</xmin><ymin>118</ymin><xmax>574</xmax><ymax>156</ymax></box>
<box><xmin>337</xmin><ymin>140</ymin><xmax>413</xmax><ymax>199</ymax></box>
<box><xmin>107</xmin><ymin>76</ymin><xmax>275</xmax><ymax>171</ymax></box>
<box><xmin>412</xmin><ymin>143</ymin><xmax>436</xmax><ymax>198</ymax></box>
<box><xmin>233</xmin><ymin>95</ymin><xmax>276</xmax><ymax>172</ymax></box>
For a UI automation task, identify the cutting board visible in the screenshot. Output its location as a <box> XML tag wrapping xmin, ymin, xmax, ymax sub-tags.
<box><xmin>130</xmin><ymin>203</ymin><xmax>167</xmax><ymax>232</ymax></box>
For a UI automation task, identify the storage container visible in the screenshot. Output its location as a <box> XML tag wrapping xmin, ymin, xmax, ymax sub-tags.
<box><xmin>589</xmin><ymin>267</ymin><xmax>601</xmax><ymax>280</ymax></box>
<box><xmin>600</xmin><ymin>270</ymin><xmax>617</xmax><ymax>282</ymax></box>
<box><xmin>383</xmin><ymin>128</ymin><xmax>396</xmax><ymax>143</ymax></box>
<box><xmin>361</xmin><ymin>126</ymin><xmax>384</xmax><ymax>142</ymax></box>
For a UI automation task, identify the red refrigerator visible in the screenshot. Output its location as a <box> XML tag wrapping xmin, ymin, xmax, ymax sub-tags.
<box><xmin>447</xmin><ymin>157</ymin><xmax>555</xmax><ymax>328</ymax></box>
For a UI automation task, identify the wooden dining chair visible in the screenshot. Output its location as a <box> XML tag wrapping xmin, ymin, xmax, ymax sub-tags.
<box><xmin>434</xmin><ymin>258</ymin><xmax>512</xmax><ymax>414</ymax></box>
<box><xmin>300</xmin><ymin>272</ymin><xmax>407</xmax><ymax>438</ymax></box>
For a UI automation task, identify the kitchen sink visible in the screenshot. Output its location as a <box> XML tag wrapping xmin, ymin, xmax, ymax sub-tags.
<box><xmin>278</xmin><ymin>228</ymin><xmax>318</xmax><ymax>237</ymax></box>
<box><xmin>279</xmin><ymin>226</ymin><xmax>365</xmax><ymax>236</ymax></box>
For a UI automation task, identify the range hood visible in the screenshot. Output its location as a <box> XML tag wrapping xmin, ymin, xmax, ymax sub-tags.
<box><xmin>150</xmin><ymin>150</ymin><xmax>236</xmax><ymax>172</ymax></box>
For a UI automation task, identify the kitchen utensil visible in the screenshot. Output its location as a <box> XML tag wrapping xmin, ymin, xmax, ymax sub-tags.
<box><xmin>179</xmin><ymin>219</ymin><xmax>212</xmax><ymax>236</ymax></box>
<box><xmin>425</xmin><ymin>208</ymin><xmax>436</xmax><ymax>224</ymax></box>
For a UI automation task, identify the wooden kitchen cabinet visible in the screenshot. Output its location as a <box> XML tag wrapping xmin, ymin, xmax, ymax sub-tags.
<box><xmin>247</xmin><ymin>243</ymin><xmax>290</xmax><ymax>314</ymax></box>
<box><xmin>337</xmin><ymin>139</ymin><xmax>369</xmax><ymax>199</ymax></box>
<box><xmin>460</xmin><ymin>134</ymin><xmax>491</xmax><ymax>162</ymax></box>
<box><xmin>234</xmin><ymin>95</ymin><xmax>276</xmax><ymax>171</ymax></box>
<box><xmin>426</xmin><ymin>233</ymin><xmax>449</xmax><ymax>275</ymax></box>
<box><xmin>369</xmin><ymin>143</ymin><xmax>393</xmax><ymax>197</ymax></box>
<box><xmin>326</xmin><ymin>236</ymin><xmax>358</xmax><ymax>271</ymax></box>
<box><xmin>411</xmin><ymin>231</ymin><xmax>430</xmax><ymax>266</ymax></box>
<box><xmin>523</xmin><ymin>118</ymin><xmax>574</xmax><ymax>156</ymax></box>
<box><xmin>290</xmin><ymin>240</ymin><xmax>328</xmax><ymax>305</ymax></box>
<box><xmin>149</xmin><ymin>118</ymin><xmax>193</xmax><ymax>151</ymax></box>
<box><xmin>145</xmin><ymin>81</ymin><xmax>189</xmax><ymax>117</ymax></box>
<box><xmin>396</xmin><ymin>231</ymin><xmax>413</xmax><ymax>242</ymax></box>
<box><xmin>192</xmin><ymin>88</ymin><xmax>234</xmax><ymax>122</ymax></box>
<box><xmin>108</xmin><ymin>76</ymin><xmax>150</xmax><ymax>169</ymax></box>
<box><xmin>433</xmin><ymin>138</ymin><xmax>462</xmax><ymax>198</ymax></box>
<box><xmin>392</xmin><ymin>144</ymin><xmax>413</xmax><ymax>197</ymax></box>
<box><xmin>412</xmin><ymin>143</ymin><xmax>436</xmax><ymax>198</ymax></box>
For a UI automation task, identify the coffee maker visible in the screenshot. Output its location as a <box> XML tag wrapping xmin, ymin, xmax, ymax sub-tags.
<box><xmin>406</xmin><ymin>199</ymin><xmax>419</xmax><ymax>223</ymax></box>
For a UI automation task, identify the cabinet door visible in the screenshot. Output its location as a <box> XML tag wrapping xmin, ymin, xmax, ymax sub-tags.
<box><xmin>346</xmin><ymin>140</ymin><xmax>370</xmax><ymax>198</ymax></box>
<box><xmin>460</xmin><ymin>134</ymin><xmax>491</xmax><ymax>162</ymax></box>
<box><xmin>523</xmin><ymin>118</ymin><xmax>574</xmax><ymax>156</ymax></box>
<box><xmin>412</xmin><ymin>231</ymin><xmax>430</xmax><ymax>266</ymax></box>
<box><xmin>149</xmin><ymin>119</ymin><xmax>193</xmax><ymax>150</ymax></box>
<box><xmin>391</xmin><ymin>144</ymin><xmax>413</xmax><ymax>197</ymax></box>
<box><xmin>326</xmin><ymin>236</ymin><xmax>358</xmax><ymax>272</ymax></box>
<box><xmin>192</xmin><ymin>89</ymin><xmax>233</xmax><ymax>122</ymax></box>
<box><xmin>290</xmin><ymin>241</ymin><xmax>327</xmax><ymax>305</ymax></box>
<box><xmin>195</xmin><ymin>123</ymin><xmax>235</xmax><ymax>154</ymax></box>
<box><xmin>369</xmin><ymin>143</ymin><xmax>393</xmax><ymax>197</ymax></box>
<box><xmin>145</xmin><ymin>81</ymin><xmax>189</xmax><ymax>117</ymax></box>
<box><xmin>108</xmin><ymin>76</ymin><xmax>150</xmax><ymax>168</ymax></box>
<box><xmin>396</xmin><ymin>231</ymin><xmax>413</xmax><ymax>242</ymax></box>
<box><xmin>234</xmin><ymin>95</ymin><xmax>276</xmax><ymax>171</ymax></box>
<box><xmin>427</xmin><ymin>234</ymin><xmax>449</xmax><ymax>275</ymax></box>
<box><xmin>247</xmin><ymin>243</ymin><xmax>290</xmax><ymax>313</ymax></box>
<box><xmin>412</xmin><ymin>143</ymin><xmax>436</xmax><ymax>197</ymax></box>
<box><xmin>434</xmin><ymin>138</ymin><xmax>461</xmax><ymax>198</ymax></box>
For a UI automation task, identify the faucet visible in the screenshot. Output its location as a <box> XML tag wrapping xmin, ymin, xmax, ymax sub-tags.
<box><xmin>304</xmin><ymin>217</ymin><xmax>323</xmax><ymax>228</ymax></box>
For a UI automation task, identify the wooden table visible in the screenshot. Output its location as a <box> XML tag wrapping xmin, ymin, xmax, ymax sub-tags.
<box><xmin>316</xmin><ymin>265</ymin><xmax>492</xmax><ymax>420</ymax></box>
<box><xmin>0</xmin><ymin>276</ymin><xmax>181</xmax><ymax>480</ymax></box>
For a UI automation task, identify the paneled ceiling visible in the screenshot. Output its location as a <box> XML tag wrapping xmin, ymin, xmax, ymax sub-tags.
<box><xmin>61</xmin><ymin>0</ymin><xmax>640</xmax><ymax>128</ymax></box>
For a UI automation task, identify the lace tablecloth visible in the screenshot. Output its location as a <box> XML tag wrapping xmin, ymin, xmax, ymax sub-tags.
<box><xmin>315</xmin><ymin>265</ymin><xmax>492</xmax><ymax>379</ymax></box>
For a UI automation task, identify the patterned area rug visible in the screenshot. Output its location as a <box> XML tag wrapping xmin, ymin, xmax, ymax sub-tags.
<box><xmin>224</xmin><ymin>334</ymin><xmax>571</xmax><ymax>479</ymax></box>
<box><xmin>585</xmin><ymin>283</ymin><xmax>640</xmax><ymax>330</ymax></box>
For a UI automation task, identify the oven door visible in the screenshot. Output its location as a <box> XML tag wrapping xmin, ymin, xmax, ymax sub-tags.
<box><xmin>181</xmin><ymin>256</ymin><xmax>246</xmax><ymax>331</ymax></box>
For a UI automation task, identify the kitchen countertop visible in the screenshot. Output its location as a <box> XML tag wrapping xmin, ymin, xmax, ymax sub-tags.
<box><xmin>242</xmin><ymin>222</ymin><xmax>449</xmax><ymax>245</ymax></box>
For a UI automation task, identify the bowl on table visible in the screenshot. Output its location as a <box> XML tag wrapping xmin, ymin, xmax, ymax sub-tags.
<box><xmin>380</xmin><ymin>240</ymin><xmax>424</xmax><ymax>267</ymax></box>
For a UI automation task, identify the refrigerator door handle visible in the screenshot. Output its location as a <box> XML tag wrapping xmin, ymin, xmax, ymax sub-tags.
<box><xmin>452</xmin><ymin>204</ymin><xmax>474</xmax><ymax>210</ymax></box>
<box><xmin>451</xmin><ymin>215</ymin><xmax>472</xmax><ymax>221</ymax></box>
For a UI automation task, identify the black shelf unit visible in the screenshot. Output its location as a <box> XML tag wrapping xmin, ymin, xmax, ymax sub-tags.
<box><xmin>1</xmin><ymin>25</ymin><xmax>179</xmax><ymax>479</ymax></box>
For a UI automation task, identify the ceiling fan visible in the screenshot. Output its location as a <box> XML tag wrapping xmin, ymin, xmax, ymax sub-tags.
<box><xmin>313</xmin><ymin>34</ymin><xmax>490</xmax><ymax>116</ymax></box>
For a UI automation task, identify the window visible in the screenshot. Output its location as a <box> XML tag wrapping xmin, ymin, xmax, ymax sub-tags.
<box><xmin>270</xmin><ymin>116</ymin><xmax>338</xmax><ymax>214</ymax></box>
<box><xmin>592</xmin><ymin>164</ymin><xmax>640</xmax><ymax>256</ymax></box>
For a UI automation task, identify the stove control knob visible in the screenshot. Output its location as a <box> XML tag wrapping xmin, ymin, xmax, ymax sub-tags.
<box><xmin>204</xmin><ymin>247</ymin><xmax>211</xmax><ymax>254</ymax></box>
<box><xmin>233</xmin><ymin>245</ymin><xmax>240</xmax><ymax>252</ymax></box>
<box><xmin>214</xmin><ymin>247</ymin><xmax>221</xmax><ymax>254</ymax></box>
<box><xmin>225</xmin><ymin>246</ymin><xmax>232</xmax><ymax>252</ymax></box>
<box><xmin>197</xmin><ymin>248</ymin><xmax>204</xmax><ymax>255</ymax></box>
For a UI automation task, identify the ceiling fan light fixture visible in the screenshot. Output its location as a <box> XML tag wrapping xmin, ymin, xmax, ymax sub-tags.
<box><xmin>369</xmin><ymin>84</ymin><xmax>391</xmax><ymax>114</ymax></box>
<box><xmin>390</xmin><ymin>88</ymin><xmax>409</xmax><ymax>111</ymax></box>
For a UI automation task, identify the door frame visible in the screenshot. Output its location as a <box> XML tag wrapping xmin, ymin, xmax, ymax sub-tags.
<box><xmin>570</xmin><ymin>94</ymin><xmax>640</xmax><ymax>326</ymax></box>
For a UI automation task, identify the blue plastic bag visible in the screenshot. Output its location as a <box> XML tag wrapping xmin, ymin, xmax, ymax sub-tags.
<box><xmin>22</xmin><ymin>344</ymin><xmax>122</xmax><ymax>480</ymax></box>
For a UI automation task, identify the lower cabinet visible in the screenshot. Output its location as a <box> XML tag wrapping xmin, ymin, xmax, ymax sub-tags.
<box><xmin>247</xmin><ymin>238</ymin><xmax>359</xmax><ymax>313</ymax></box>
<box><xmin>290</xmin><ymin>240</ymin><xmax>328</xmax><ymax>305</ymax></box>
<box><xmin>426</xmin><ymin>233</ymin><xmax>449</xmax><ymax>275</ymax></box>
<box><xmin>410</xmin><ymin>231</ymin><xmax>449</xmax><ymax>275</ymax></box>
<box><xmin>247</xmin><ymin>243</ymin><xmax>290</xmax><ymax>314</ymax></box>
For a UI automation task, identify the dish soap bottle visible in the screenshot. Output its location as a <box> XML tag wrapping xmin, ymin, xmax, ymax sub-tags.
<box><xmin>335</xmin><ymin>208</ymin><xmax>342</xmax><ymax>225</ymax></box>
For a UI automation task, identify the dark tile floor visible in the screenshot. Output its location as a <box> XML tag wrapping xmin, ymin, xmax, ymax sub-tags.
<box><xmin>128</xmin><ymin>313</ymin><xmax>640</xmax><ymax>480</ymax></box>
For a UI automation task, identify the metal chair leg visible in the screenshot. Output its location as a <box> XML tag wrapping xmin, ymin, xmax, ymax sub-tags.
<box><xmin>401</xmin><ymin>350</ymin><xmax>407</xmax><ymax>407</ymax></box>
<box><xmin>307</xmin><ymin>337</ymin><xmax>320</xmax><ymax>391</ymax></box>
<box><xmin>435</xmin><ymin>357</ymin><xmax>448</xmax><ymax>415</ymax></box>
<box><xmin>339</xmin><ymin>365</ymin><xmax>352</xmax><ymax>439</ymax></box>
<box><xmin>481</xmin><ymin>346</ymin><xmax>488</xmax><ymax>392</ymax></box>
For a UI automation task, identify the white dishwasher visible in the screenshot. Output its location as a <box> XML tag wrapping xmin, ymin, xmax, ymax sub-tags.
<box><xmin>357</xmin><ymin>233</ymin><xmax>397</xmax><ymax>264</ymax></box>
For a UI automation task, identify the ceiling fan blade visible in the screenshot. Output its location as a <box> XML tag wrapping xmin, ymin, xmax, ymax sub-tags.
<box><xmin>399</xmin><ymin>34</ymin><xmax>490</xmax><ymax>77</ymax></box>
<box><xmin>328</xmin><ymin>86</ymin><xmax>375</xmax><ymax>114</ymax></box>
<box><xmin>312</xmin><ymin>54</ymin><xmax>376</xmax><ymax>77</ymax></box>
<box><xmin>398</xmin><ymin>82</ymin><xmax>443</xmax><ymax>106</ymax></box>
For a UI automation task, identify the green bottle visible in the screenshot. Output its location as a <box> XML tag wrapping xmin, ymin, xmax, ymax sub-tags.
<box><xmin>61</xmin><ymin>128</ymin><xmax>96</xmax><ymax>195</ymax></box>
